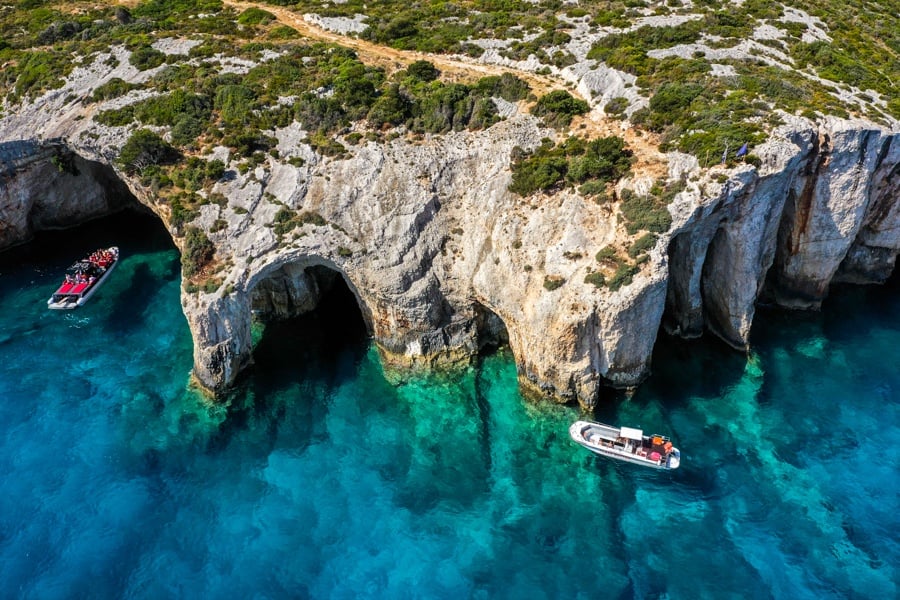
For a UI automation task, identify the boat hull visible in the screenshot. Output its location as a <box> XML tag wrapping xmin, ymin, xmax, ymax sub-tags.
<box><xmin>569</xmin><ymin>421</ymin><xmax>681</xmax><ymax>470</ymax></box>
<box><xmin>47</xmin><ymin>247</ymin><xmax>119</xmax><ymax>310</ymax></box>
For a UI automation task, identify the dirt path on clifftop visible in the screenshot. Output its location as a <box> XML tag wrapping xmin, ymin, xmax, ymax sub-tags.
<box><xmin>224</xmin><ymin>1</ymin><xmax>573</xmax><ymax>97</ymax></box>
<box><xmin>223</xmin><ymin>1</ymin><xmax>667</xmax><ymax>176</ymax></box>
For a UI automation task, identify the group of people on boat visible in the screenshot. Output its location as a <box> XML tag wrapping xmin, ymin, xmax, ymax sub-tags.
<box><xmin>88</xmin><ymin>249</ymin><xmax>115</xmax><ymax>268</ymax></box>
<box><xmin>64</xmin><ymin>271</ymin><xmax>97</xmax><ymax>285</ymax></box>
<box><xmin>638</xmin><ymin>435</ymin><xmax>675</xmax><ymax>462</ymax></box>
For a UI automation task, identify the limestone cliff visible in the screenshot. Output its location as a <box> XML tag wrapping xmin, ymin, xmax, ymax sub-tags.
<box><xmin>0</xmin><ymin>140</ymin><xmax>133</xmax><ymax>248</ymax></box>
<box><xmin>1</xmin><ymin>63</ymin><xmax>898</xmax><ymax>408</ymax></box>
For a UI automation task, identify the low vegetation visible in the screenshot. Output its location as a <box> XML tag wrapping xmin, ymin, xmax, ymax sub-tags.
<box><xmin>272</xmin><ymin>208</ymin><xmax>328</xmax><ymax>237</ymax></box>
<box><xmin>509</xmin><ymin>136</ymin><xmax>633</xmax><ymax>197</ymax></box>
<box><xmin>531</xmin><ymin>91</ymin><xmax>589</xmax><ymax>129</ymax></box>
<box><xmin>1</xmin><ymin>0</ymin><xmax>896</xmax><ymax>293</ymax></box>
<box><xmin>181</xmin><ymin>225</ymin><xmax>214</xmax><ymax>279</ymax></box>
<box><xmin>586</xmin><ymin>245</ymin><xmax>641</xmax><ymax>292</ymax></box>
<box><xmin>543</xmin><ymin>275</ymin><xmax>565</xmax><ymax>291</ymax></box>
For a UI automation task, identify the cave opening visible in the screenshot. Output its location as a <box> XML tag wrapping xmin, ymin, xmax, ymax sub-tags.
<box><xmin>472</xmin><ymin>302</ymin><xmax>510</xmax><ymax>357</ymax></box>
<box><xmin>1</xmin><ymin>142</ymin><xmax>153</xmax><ymax>252</ymax></box>
<box><xmin>247</xmin><ymin>263</ymin><xmax>371</xmax><ymax>383</ymax></box>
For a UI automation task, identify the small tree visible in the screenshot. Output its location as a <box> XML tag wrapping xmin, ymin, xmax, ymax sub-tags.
<box><xmin>532</xmin><ymin>90</ymin><xmax>589</xmax><ymax>128</ymax></box>
<box><xmin>118</xmin><ymin>129</ymin><xmax>179</xmax><ymax>174</ymax></box>
<box><xmin>405</xmin><ymin>60</ymin><xmax>440</xmax><ymax>83</ymax></box>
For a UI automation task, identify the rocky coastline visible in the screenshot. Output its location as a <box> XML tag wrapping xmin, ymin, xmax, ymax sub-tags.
<box><xmin>2</xmin><ymin>55</ymin><xmax>898</xmax><ymax>408</ymax></box>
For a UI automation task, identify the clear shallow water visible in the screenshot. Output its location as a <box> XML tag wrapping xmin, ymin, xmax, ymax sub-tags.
<box><xmin>0</xmin><ymin>212</ymin><xmax>897</xmax><ymax>599</ymax></box>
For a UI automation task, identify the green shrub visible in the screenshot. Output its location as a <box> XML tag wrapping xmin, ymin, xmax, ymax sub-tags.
<box><xmin>224</xmin><ymin>132</ymin><xmax>273</xmax><ymax>158</ymax></box>
<box><xmin>170</xmin><ymin>116</ymin><xmax>205</xmax><ymax>147</ymax></box>
<box><xmin>543</xmin><ymin>275</ymin><xmax>565</xmax><ymax>291</ymax></box>
<box><xmin>509</xmin><ymin>153</ymin><xmax>568</xmax><ymax>196</ymax></box>
<box><xmin>620</xmin><ymin>194</ymin><xmax>672</xmax><ymax>234</ymax></box>
<box><xmin>215</xmin><ymin>84</ymin><xmax>255</xmax><ymax>126</ymax></box>
<box><xmin>604</xmin><ymin>97</ymin><xmax>629</xmax><ymax>115</ymax></box>
<box><xmin>95</xmin><ymin>106</ymin><xmax>136</xmax><ymax>126</ymax></box>
<box><xmin>646</xmin><ymin>82</ymin><xmax>705</xmax><ymax>131</ymax></box>
<box><xmin>509</xmin><ymin>136</ymin><xmax>632</xmax><ymax>197</ymax></box>
<box><xmin>273</xmin><ymin>209</ymin><xmax>329</xmax><ymax>236</ymax></box>
<box><xmin>474</xmin><ymin>73</ymin><xmax>530</xmax><ymax>102</ymax></box>
<box><xmin>405</xmin><ymin>60</ymin><xmax>440</xmax><ymax>82</ymax></box>
<box><xmin>307</xmin><ymin>132</ymin><xmax>347</xmax><ymax>158</ymax></box>
<box><xmin>129</xmin><ymin>46</ymin><xmax>166</xmax><ymax>71</ymax></box>
<box><xmin>8</xmin><ymin>50</ymin><xmax>72</xmax><ymax>100</ymax></box>
<box><xmin>91</xmin><ymin>78</ymin><xmax>140</xmax><ymax>102</ymax></box>
<box><xmin>181</xmin><ymin>225</ymin><xmax>214</xmax><ymax>278</ymax></box>
<box><xmin>367</xmin><ymin>84</ymin><xmax>411</xmax><ymax>127</ymax></box>
<box><xmin>171</xmin><ymin>156</ymin><xmax>224</xmax><ymax>190</ymax></box>
<box><xmin>268</xmin><ymin>26</ymin><xmax>300</xmax><ymax>40</ymax></box>
<box><xmin>297</xmin><ymin>211</ymin><xmax>327</xmax><ymax>227</ymax></box>
<box><xmin>577</xmin><ymin>181</ymin><xmax>606</xmax><ymax>197</ymax></box>
<box><xmin>166</xmin><ymin>194</ymin><xmax>198</xmax><ymax>232</ymax></box>
<box><xmin>532</xmin><ymin>90</ymin><xmax>589</xmax><ymax>128</ymax></box>
<box><xmin>237</xmin><ymin>8</ymin><xmax>274</xmax><ymax>26</ymax></box>
<box><xmin>608</xmin><ymin>263</ymin><xmax>639</xmax><ymax>291</ymax></box>
<box><xmin>411</xmin><ymin>82</ymin><xmax>498</xmax><ymax>133</ymax></box>
<box><xmin>565</xmin><ymin>136</ymin><xmax>634</xmax><ymax>184</ymax></box>
<box><xmin>135</xmin><ymin>90</ymin><xmax>212</xmax><ymax>126</ymax></box>
<box><xmin>595</xmin><ymin>246</ymin><xmax>618</xmax><ymax>263</ymax></box>
<box><xmin>584</xmin><ymin>272</ymin><xmax>606</xmax><ymax>288</ymax></box>
<box><xmin>117</xmin><ymin>129</ymin><xmax>180</xmax><ymax>174</ymax></box>
<box><xmin>627</xmin><ymin>233</ymin><xmax>658</xmax><ymax>258</ymax></box>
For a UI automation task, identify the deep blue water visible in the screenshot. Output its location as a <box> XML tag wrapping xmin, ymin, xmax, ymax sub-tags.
<box><xmin>0</xmin><ymin>211</ymin><xmax>897</xmax><ymax>599</ymax></box>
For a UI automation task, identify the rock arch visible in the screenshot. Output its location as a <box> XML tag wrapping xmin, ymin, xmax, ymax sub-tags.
<box><xmin>0</xmin><ymin>139</ymin><xmax>143</xmax><ymax>251</ymax></box>
<box><xmin>186</xmin><ymin>255</ymin><xmax>376</xmax><ymax>393</ymax></box>
<box><xmin>245</xmin><ymin>257</ymin><xmax>373</xmax><ymax>333</ymax></box>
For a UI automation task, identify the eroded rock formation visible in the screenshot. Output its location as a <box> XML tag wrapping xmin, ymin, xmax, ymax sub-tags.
<box><xmin>0</xmin><ymin>141</ymin><xmax>134</xmax><ymax>248</ymax></box>
<box><xmin>2</xmin><ymin>102</ymin><xmax>898</xmax><ymax>407</ymax></box>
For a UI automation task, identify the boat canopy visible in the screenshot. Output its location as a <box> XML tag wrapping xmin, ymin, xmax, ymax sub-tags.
<box><xmin>619</xmin><ymin>426</ymin><xmax>643</xmax><ymax>440</ymax></box>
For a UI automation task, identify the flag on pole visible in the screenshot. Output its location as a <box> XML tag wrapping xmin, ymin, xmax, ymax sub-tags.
<box><xmin>736</xmin><ymin>142</ymin><xmax>748</xmax><ymax>158</ymax></box>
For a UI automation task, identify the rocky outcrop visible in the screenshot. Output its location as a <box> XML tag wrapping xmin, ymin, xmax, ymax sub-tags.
<box><xmin>1</xmin><ymin>61</ymin><xmax>898</xmax><ymax>407</ymax></box>
<box><xmin>664</xmin><ymin>117</ymin><xmax>900</xmax><ymax>352</ymax></box>
<box><xmin>0</xmin><ymin>140</ymin><xmax>135</xmax><ymax>247</ymax></box>
<box><xmin>171</xmin><ymin>113</ymin><xmax>900</xmax><ymax>404</ymax></box>
<box><xmin>768</xmin><ymin>122</ymin><xmax>900</xmax><ymax>307</ymax></box>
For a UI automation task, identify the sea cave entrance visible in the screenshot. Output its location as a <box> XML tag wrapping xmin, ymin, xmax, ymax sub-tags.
<box><xmin>246</xmin><ymin>262</ymin><xmax>372</xmax><ymax>384</ymax></box>
<box><xmin>473</xmin><ymin>302</ymin><xmax>510</xmax><ymax>357</ymax></box>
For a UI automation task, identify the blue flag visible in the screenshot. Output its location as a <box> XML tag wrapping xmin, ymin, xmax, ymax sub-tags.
<box><xmin>736</xmin><ymin>142</ymin><xmax>748</xmax><ymax>158</ymax></box>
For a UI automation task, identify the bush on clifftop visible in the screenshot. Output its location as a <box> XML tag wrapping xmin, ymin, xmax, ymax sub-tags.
<box><xmin>509</xmin><ymin>136</ymin><xmax>633</xmax><ymax>196</ymax></box>
<box><xmin>117</xmin><ymin>129</ymin><xmax>180</xmax><ymax>174</ymax></box>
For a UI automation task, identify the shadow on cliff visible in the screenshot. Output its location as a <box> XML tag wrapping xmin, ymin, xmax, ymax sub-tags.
<box><xmin>599</xmin><ymin>330</ymin><xmax>750</xmax><ymax>417</ymax></box>
<box><xmin>757</xmin><ymin>266</ymin><xmax>900</xmax><ymax>349</ymax></box>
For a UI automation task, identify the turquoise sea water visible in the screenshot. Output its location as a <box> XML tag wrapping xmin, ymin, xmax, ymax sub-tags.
<box><xmin>0</xmin><ymin>211</ymin><xmax>897</xmax><ymax>599</ymax></box>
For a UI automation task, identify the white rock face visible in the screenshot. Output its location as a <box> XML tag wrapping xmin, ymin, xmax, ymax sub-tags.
<box><xmin>0</xmin><ymin>142</ymin><xmax>131</xmax><ymax>247</ymax></box>
<box><xmin>2</xmin><ymin>53</ymin><xmax>899</xmax><ymax>408</ymax></box>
